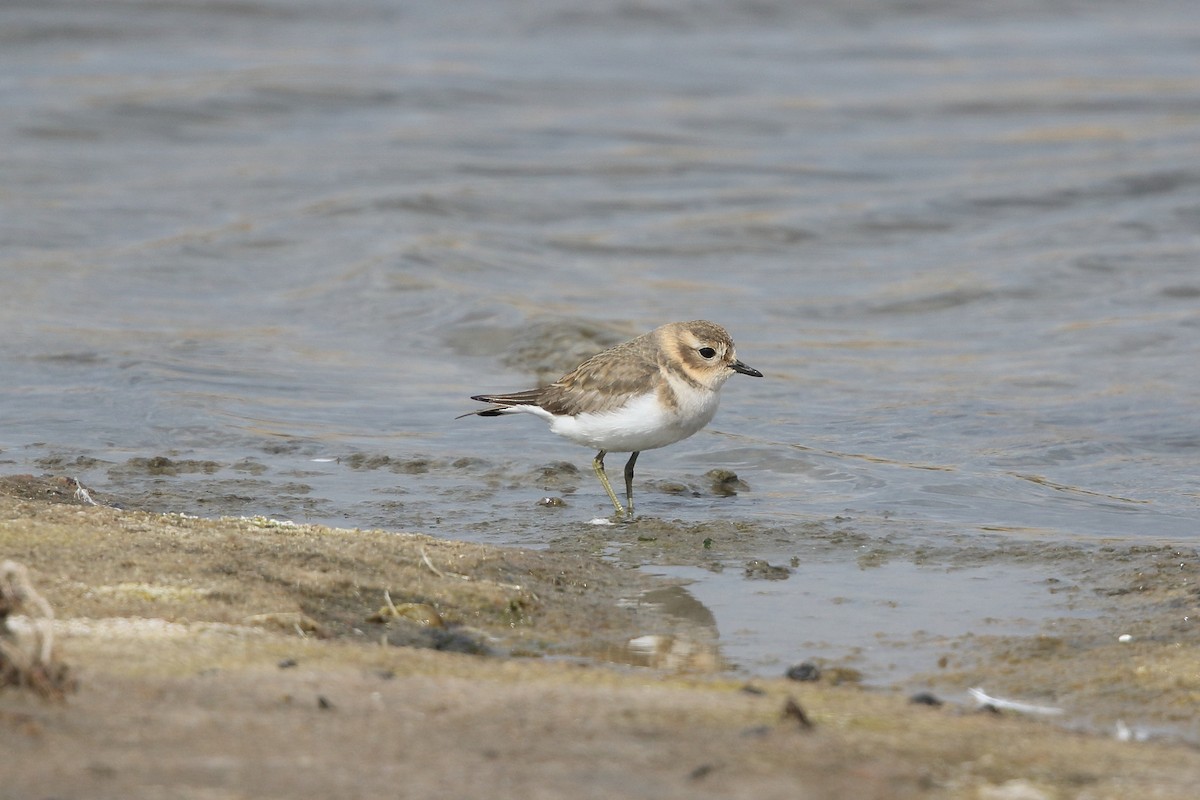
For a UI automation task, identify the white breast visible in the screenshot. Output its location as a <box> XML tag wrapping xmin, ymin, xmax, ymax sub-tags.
<box><xmin>548</xmin><ymin>383</ymin><xmax>721</xmax><ymax>453</ymax></box>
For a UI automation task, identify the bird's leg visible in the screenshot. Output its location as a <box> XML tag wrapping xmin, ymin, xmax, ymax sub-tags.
<box><xmin>623</xmin><ymin>451</ymin><xmax>639</xmax><ymax>517</ymax></box>
<box><xmin>592</xmin><ymin>450</ymin><xmax>625</xmax><ymax>516</ymax></box>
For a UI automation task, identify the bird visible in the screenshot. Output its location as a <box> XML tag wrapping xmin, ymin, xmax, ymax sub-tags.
<box><xmin>460</xmin><ymin>320</ymin><xmax>762</xmax><ymax>516</ymax></box>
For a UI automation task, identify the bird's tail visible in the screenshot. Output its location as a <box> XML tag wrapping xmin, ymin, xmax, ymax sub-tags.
<box><xmin>456</xmin><ymin>389</ymin><xmax>544</xmax><ymax>419</ymax></box>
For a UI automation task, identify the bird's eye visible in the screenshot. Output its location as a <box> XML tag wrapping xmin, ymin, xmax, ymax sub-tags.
<box><xmin>698</xmin><ymin>347</ymin><xmax>717</xmax><ymax>359</ymax></box>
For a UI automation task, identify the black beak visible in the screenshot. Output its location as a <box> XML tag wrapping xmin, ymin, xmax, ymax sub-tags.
<box><xmin>731</xmin><ymin>359</ymin><xmax>763</xmax><ymax>378</ymax></box>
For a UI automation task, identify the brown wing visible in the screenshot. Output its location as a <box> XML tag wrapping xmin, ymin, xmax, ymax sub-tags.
<box><xmin>537</xmin><ymin>332</ymin><xmax>661</xmax><ymax>416</ymax></box>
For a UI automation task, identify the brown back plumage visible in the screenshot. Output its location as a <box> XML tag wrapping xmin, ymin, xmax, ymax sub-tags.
<box><xmin>537</xmin><ymin>331</ymin><xmax>661</xmax><ymax>415</ymax></box>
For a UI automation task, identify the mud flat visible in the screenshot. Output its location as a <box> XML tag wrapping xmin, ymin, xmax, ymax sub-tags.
<box><xmin>1</xmin><ymin>475</ymin><xmax>1198</xmax><ymax>799</ymax></box>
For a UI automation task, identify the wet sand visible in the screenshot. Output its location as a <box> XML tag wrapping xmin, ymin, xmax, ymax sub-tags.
<box><xmin>2</xmin><ymin>475</ymin><xmax>1199</xmax><ymax>798</ymax></box>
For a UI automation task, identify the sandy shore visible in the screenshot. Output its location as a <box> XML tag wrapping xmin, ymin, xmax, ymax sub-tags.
<box><xmin>2</xmin><ymin>474</ymin><xmax>1199</xmax><ymax>799</ymax></box>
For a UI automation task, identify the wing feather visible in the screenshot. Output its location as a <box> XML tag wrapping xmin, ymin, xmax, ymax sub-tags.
<box><xmin>465</xmin><ymin>328</ymin><xmax>663</xmax><ymax>418</ymax></box>
<box><xmin>538</xmin><ymin>333</ymin><xmax>660</xmax><ymax>416</ymax></box>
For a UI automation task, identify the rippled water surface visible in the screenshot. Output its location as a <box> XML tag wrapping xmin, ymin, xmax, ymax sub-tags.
<box><xmin>3</xmin><ymin>0</ymin><xmax>1198</xmax><ymax>679</ymax></box>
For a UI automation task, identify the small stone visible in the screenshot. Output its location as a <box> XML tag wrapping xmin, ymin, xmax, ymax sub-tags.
<box><xmin>781</xmin><ymin>697</ymin><xmax>813</xmax><ymax>729</ymax></box>
<box><xmin>706</xmin><ymin>468</ymin><xmax>749</xmax><ymax>496</ymax></box>
<box><xmin>744</xmin><ymin>559</ymin><xmax>791</xmax><ymax>580</ymax></box>
<box><xmin>785</xmin><ymin>662</ymin><xmax>820</xmax><ymax>682</ymax></box>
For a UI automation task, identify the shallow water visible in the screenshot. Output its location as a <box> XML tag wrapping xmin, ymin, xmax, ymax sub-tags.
<box><xmin>648</xmin><ymin>559</ymin><xmax>1087</xmax><ymax>679</ymax></box>
<box><xmin>3</xmin><ymin>0</ymin><xmax>1198</xmax><ymax>680</ymax></box>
